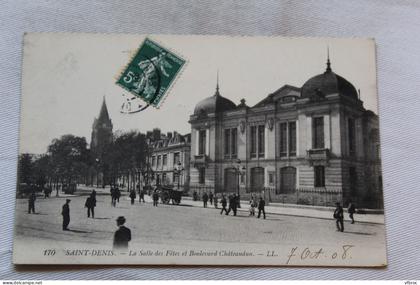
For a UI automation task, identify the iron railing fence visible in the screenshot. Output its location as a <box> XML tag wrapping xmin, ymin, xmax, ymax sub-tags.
<box><xmin>188</xmin><ymin>185</ymin><xmax>383</xmax><ymax>209</ymax></box>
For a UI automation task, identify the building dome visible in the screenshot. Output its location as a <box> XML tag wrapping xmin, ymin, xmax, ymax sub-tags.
<box><xmin>301</xmin><ymin>58</ymin><xmax>358</xmax><ymax>100</ymax></box>
<box><xmin>193</xmin><ymin>82</ymin><xmax>236</xmax><ymax>115</ymax></box>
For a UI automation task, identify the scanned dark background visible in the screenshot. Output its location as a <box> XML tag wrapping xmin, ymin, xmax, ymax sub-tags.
<box><xmin>1</xmin><ymin>0</ymin><xmax>420</xmax><ymax>279</ymax></box>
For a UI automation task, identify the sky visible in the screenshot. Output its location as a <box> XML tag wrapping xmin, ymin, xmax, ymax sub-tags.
<box><xmin>20</xmin><ymin>33</ymin><xmax>378</xmax><ymax>154</ymax></box>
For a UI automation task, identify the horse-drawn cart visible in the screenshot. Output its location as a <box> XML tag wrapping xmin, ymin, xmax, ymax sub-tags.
<box><xmin>158</xmin><ymin>185</ymin><xmax>183</xmax><ymax>205</ymax></box>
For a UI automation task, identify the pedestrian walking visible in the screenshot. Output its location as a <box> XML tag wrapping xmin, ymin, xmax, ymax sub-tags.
<box><xmin>110</xmin><ymin>186</ymin><xmax>116</xmax><ymax>207</ymax></box>
<box><xmin>334</xmin><ymin>202</ymin><xmax>344</xmax><ymax>232</ymax></box>
<box><xmin>202</xmin><ymin>192</ymin><xmax>209</xmax><ymax>208</ymax></box>
<box><xmin>152</xmin><ymin>190</ymin><xmax>159</xmax><ymax>207</ymax></box>
<box><xmin>249</xmin><ymin>195</ymin><xmax>256</xmax><ymax>216</ymax></box>
<box><xmin>115</xmin><ymin>187</ymin><xmax>121</xmax><ymax>203</ymax></box>
<box><xmin>129</xmin><ymin>190</ymin><xmax>136</xmax><ymax>205</ymax></box>
<box><xmin>348</xmin><ymin>200</ymin><xmax>356</xmax><ymax>224</ymax></box>
<box><xmin>139</xmin><ymin>188</ymin><xmax>145</xmax><ymax>203</ymax></box>
<box><xmin>214</xmin><ymin>194</ymin><xmax>218</xmax><ymax>209</ymax></box>
<box><xmin>193</xmin><ymin>191</ymin><xmax>198</xmax><ymax>201</ymax></box>
<box><xmin>61</xmin><ymin>199</ymin><xmax>71</xmax><ymax>231</ymax></box>
<box><xmin>113</xmin><ymin>216</ymin><xmax>131</xmax><ymax>249</ymax></box>
<box><xmin>85</xmin><ymin>193</ymin><xmax>96</xmax><ymax>218</ymax></box>
<box><xmin>209</xmin><ymin>192</ymin><xmax>214</xmax><ymax>205</ymax></box>
<box><xmin>43</xmin><ymin>187</ymin><xmax>51</xmax><ymax>198</ymax></box>
<box><xmin>28</xmin><ymin>191</ymin><xmax>36</xmax><ymax>214</ymax></box>
<box><xmin>257</xmin><ymin>197</ymin><xmax>266</xmax><ymax>219</ymax></box>
<box><xmin>220</xmin><ymin>194</ymin><xmax>228</xmax><ymax>214</ymax></box>
<box><xmin>227</xmin><ymin>194</ymin><xmax>238</xmax><ymax>216</ymax></box>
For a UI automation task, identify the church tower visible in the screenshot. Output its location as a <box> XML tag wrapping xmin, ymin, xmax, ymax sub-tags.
<box><xmin>91</xmin><ymin>97</ymin><xmax>113</xmax><ymax>156</ymax></box>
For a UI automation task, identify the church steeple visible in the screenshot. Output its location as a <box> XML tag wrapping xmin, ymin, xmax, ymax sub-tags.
<box><xmin>91</xmin><ymin>96</ymin><xmax>113</xmax><ymax>152</ymax></box>
<box><xmin>98</xmin><ymin>96</ymin><xmax>110</xmax><ymax>122</ymax></box>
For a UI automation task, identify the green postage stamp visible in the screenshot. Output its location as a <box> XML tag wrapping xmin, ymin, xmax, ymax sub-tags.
<box><xmin>116</xmin><ymin>38</ymin><xmax>186</xmax><ymax>108</ymax></box>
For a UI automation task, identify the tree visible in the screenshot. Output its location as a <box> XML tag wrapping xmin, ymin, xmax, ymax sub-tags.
<box><xmin>47</xmin><ymin>135</ymin><xmax>89</xmax><ymax>195</ymax></box>
<box><xmin>32</xmin><ymin>154</ymin><xmax>51</xmax><ymax>188</ymax></box>
<box><xmin>105</xmin><ymin>131</ymin><xmax>148</xmax><ymax>191</ymax></box>
<box><xmin>18</xmin><ymin>153</ymin><xmax>33</xmax><ymax>185</ymax></box>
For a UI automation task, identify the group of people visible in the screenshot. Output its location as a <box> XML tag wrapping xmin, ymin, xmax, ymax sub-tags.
<box><xmin>110</xmin><ymin>186</ymin><xmax>121</xmax><ymax>207</ymax></box>
<box><xmin>27</xmin><ymin>182</ymin><xmax>358</xmax><ymax>249</ymax></box>
<box><xmin>248</xmin><ymin>195</ymin><xmax>266</xmax><ymax>219</ymax></box>
<box><xmin>334</xmin><ymin>200</ymin><xmax>357</xmax><ymax>232</ymax></box>
<box><xmin>199</xmin><ymin>192</ymin><xmax>267</xmax><ymax>219</ymax></box>
<box><xmin>60</xmin><ymin>190</ymin><xmax>132</xmax><ymax>249</ymax></box>
<box><xmin>219</xmin><ymin>193</ymin><xmax>240</xmax><ymax>216</ymax></box>
<box><xmin>129</xmin><ymin>185</ymin><xmax>146</xmax><ymax>205</ymax></box>
<box><xmin>201</xmin><ymin>191</ymin><xmax>215</xmax><ymax>208</ymax></box>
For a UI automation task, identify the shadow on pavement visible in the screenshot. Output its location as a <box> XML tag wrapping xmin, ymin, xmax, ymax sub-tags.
<box><xmin>224</xmin><ymin>214</ymin><xmax>283</xmax><ymax>221</ymax></box>
<box><xmin>67</xmin><ymin>229</ymin><xmax>91</xmax><ymax>233</ymax></box>
<box><xmin>177</xmin><ymin>204</ymin><xmax>194</xmax><ymax>207</ymax></box>
<box><xmin>343</xmin><ymin>231</ymin><xmax>374</xmax><ymax>236</ymax></box>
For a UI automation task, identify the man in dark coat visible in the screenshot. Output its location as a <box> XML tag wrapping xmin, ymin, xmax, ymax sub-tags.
<box><xmin>28</xmin><ymin>191</ymin><xmax>36</xmax><ymax>214</ymax></box>
<box><xmin>202</xmin><ymin>192</ymin><xmax>209</xmax><ymax>208</ymax></box>
<box><xmin>209</xmin><ymin>192</ymin><xmax>214</xmax><ymax>205</ymax></box>
<box><xmin>62</xmin><ymin>199</ymin><xmax>71</xmax><ymax>230</ymax></box>
<box><xmin>227</xmin><ymin>194</ymin><xmax>238</xmax><ymax>216</ymax></box>
<box><xmin>348</xmin><ymin>200</ymin><xmax>356</xmax><ymax>224</ymax></box>
<box><xmin>115</xmin><ymin>187</ymin><xmax>121</xmax><ymax>203</ymax></box>
<box><xmin>110</xmin><ymin>187</ymin><xmax>116</xmax><ymax>207</ymax></box>
<box><xmin>257</xmin><ymin>197</ymin><xmax>266</xmax><ymax>219</ymax></box>
<box><xmin>85</xmin><ymin>193</ymin><xmax>96</xmax><ymax>218</ymax></box>
<box><xmin>334</xmin><ymin>202</ymin><xmax>344</xmax><ymax>232</ymax></box>
<box><xmin>139</xmin><ymin>188</ymin><xmax>145</xmax><ymax>203</ymax></box>
<box><xmin>129</xmin><ymin>190</ymin><xmax>136</xmax><ymax>205</ymax></box>
<box><xmin>152</xmin><ymin>190</ymin><xmax>159</xmax><ymax>207</ymax></box>
<box><xmin>220</xmin><ymin>194</ymin><xmax>228</xmax><ymax>215</ymax></box>
<box><xmin>113</xmin><ymin>216</ymin><xmax>131</xmax><ymax>249</ymax></box>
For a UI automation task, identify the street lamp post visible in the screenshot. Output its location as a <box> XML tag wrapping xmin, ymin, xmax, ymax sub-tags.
<box><xmin>174</xmin><ymin>161</ymin><xmax>184</xmax><ymax>190</ymax></box>
<box><xmin>235</xmin><ymin>159</ymin><xmax>246</xmax><ymax>208</ymax></box>
<box><xmin>95</xmin><ymin>158</ymin><xmax>100</xmax><ymax>188</ymax></box>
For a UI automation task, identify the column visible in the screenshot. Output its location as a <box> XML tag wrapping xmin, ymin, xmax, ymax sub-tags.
<box><xmin>306</xmin><ymin>116</ymin><xmax>312</xmax><ymax>150</ymax></box>
<box><xmin>205</xmin><ymin>129</ymin><xmax>210</xmax><ymax>156</ymax></box>
<box><xmin>195</xmin><ymin>129</ymin><xmax>199</xmax><ymax>155</ymax></box>
<box><xmin>324</xmin><ymin>114</ymin><xmax>331</xmax><ymax>149</ymax></box>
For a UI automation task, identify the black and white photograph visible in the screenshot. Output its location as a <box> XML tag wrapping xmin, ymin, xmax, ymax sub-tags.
<box><xmin>13</xmin><ymin>33</ymin><xmax>386</xmax><ymax>266</ymax></box>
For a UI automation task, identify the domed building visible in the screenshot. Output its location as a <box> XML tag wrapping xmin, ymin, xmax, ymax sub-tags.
<box><xmin>189</xmin><ymin>61</ymin><xmax>382</xmax><ymax>209</ymax></box>
<box><xmin>193</xmin><ymin>83</ymin><xmax>237</xmax><ymax>116</ymax></box>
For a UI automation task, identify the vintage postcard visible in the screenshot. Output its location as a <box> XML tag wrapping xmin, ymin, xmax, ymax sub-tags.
<box><xmin>14</xmin><ymin>33</ymin><xmax>386</xmax><ymax>266</ymax></box>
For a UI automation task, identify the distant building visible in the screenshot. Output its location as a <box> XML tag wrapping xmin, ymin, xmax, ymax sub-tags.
<box><xmin>91</xmin><ymin>97</ymin><xmax>113</xmax><ymax>154</ymax></box>
<box><xmin>149</xmin><ymin>132</ymin><xmax>191</xmax><ymax>191</ymax></box>
<box><xmin>90</xmin><ymin>97</ymin><xmax>113</xmax><ymax>186</ymax></box>
<box><xmin>189</xmin><ymin>57</ymin><xmax>383</xmax><ymax>208</ymax></box>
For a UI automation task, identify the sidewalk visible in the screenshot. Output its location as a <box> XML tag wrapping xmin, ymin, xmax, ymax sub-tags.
<box><xmin>182</xmin><ymin>197</ymin><xmax>385</xmax><ymax>225</ymax></box>
<box><xmin>72</xmin><ymin>186</ymin><xmax>384</xmax><ymax>225</ymax></box>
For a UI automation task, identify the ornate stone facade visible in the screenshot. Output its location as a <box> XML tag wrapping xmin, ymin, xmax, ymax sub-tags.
<box><xmin>189</xmin><ymin>59</ymin><xmax>382</xmax><ymax>209</ymax></box>
<box><xmin>149</xmin><ymin>132</ymin><xmax>191</xmax><ymax>191</ymax></box>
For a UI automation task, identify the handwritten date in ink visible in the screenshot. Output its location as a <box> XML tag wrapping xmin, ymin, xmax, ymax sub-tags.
<box><xmin>285</xmin><ymin>245</ymin><xmax>354</xmax><ymax>264</ymax></box>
